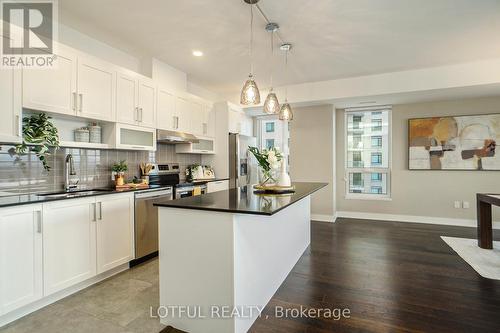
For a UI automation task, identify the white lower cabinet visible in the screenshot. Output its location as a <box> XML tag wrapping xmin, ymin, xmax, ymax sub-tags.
<box><xmin>0</xmin><ymin>205</ymin><xmax>43</xmax><ymax>315</ymax></box>
<box><xmin>207</xmin><ymin>180</ymin><xmax>229</xmax><ymax>193</ymax></box>
<box><xmin>42</xmin><ymin>197</ymin><xmax>97</xmax><ymax>296</ymax></box>
<box><xmin>96</xmin><ymin>194</ymin><xmax>134</xmax><ymax>274</ymax></box>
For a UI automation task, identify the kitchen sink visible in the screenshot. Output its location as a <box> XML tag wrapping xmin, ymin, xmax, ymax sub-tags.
<box><xmin>37</xmin><ymin>189</ymin><xmax>113</xmax><ymax>199</ymax></box>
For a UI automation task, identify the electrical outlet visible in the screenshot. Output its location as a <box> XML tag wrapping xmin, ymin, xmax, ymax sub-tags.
<box><xmin>463</xmin><ymin>201</ymin><xmax>470</xmax><ymax>209</ymax></box>
<box><xmin>454</xmin><ymin>201</ymin><xmax>461</xmax><ymax>209</ymax></box>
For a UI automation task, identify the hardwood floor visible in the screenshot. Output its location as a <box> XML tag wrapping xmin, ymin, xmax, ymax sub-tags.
<box><xmin>249</xmin><ymin>219</ymin><xmax>500</xmax><ymax>333</ymax></box>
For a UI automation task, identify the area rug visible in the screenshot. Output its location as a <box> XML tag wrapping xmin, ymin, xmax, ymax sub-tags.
<box><xmin>441</xmin><ymin>236</ymin><xmax>500</xmax><ymax>280</ymax></box>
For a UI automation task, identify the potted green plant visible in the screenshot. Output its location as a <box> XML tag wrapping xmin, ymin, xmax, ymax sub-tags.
<box><xmin>15</xmin><ymin>113</ymin><xmax>60</xmax><ymax>172</ymax></box>
<box><xmin>112</xmin><ymin>160</ymin><xmax>128</xmax><ymax>186</ymax></box>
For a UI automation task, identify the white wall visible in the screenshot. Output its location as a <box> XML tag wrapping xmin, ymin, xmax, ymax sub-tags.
<box><xmin>290</xmin><ymin>105</ymin><xmax>336</xmax><ymax>222</ymax></box>
<box><xmin>152</xmin><ymin>58</ymin><xmax>187</xmax><ymax>92</ymax></box>
<box><xmin>336</xmin><ymin>96</ymin><xmax>500</xmax><ymax>225</ymax></box>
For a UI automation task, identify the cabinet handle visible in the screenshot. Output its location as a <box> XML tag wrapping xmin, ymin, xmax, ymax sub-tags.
<box><xmin>79</xmin><ymin>93</ymin><xmax>83</xmax><ymax>112</ymax></box>
<box><xmin>176</xmin><ymin>116</ymin><xmax>179</xmax><ymax>129</ymax></box>
<box><xmin>92</xmin><ymin>203</ymin><xmax>97</xmax><ymax>222</ymax></box>
<box><xmin>139</xmin><ymin>108</ymin><xmax>143</xmax><ymax>122</ymax></box>
<box><xmin>134</xmin><ymin>107</ymin><xmax>138</xmax><ymax>121</ymax></box>
<box><xmin>16</xmin><ymin>115</ymin><xmax>21</xmax><ymax>137</ymax></box>
<box><xmin>98</xmin><ymin>202</ymin><xmax>103</xmax><ymax>220</ymax></box>
<box><xmin>36</xmin><ymin>211</ymin><xmax>42</xmax><ymax>233</ymax></box>
<box><xmin>72</xmin><ymin>92</ymin><xmax>77</xmax><ymax>111</ymax></box>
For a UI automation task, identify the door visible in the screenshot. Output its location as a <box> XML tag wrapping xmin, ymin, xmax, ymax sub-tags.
<box><xmin>116</xmin><ymin>71</ymin><xmax>138</xmax><ymax>125</ymax></box>
<box><xmin>77</xmin><ymin>56</ymin><xmax>116</xmax><ymax>121</ymax></box>
<box><xmin>175</xmin><ymin>96</ymin><xmax>192</xmax><ymax>133</ymax></box>
<box><xmin>0</xmin><ymin>68</ymin><xmax>21</xmax><ymax>143</ymax></box>
<box><xmin>157</xmin><ymin>88</ymin><xmax>175</xmax><ymax>130</ymax></box>
<box><xmin>0</xmin><ymin>205</ymin><xmax>43</xmax><ymax>315</ymax></box>
<box><xmin>43</xmin><ymin>198</ymin><xmax>96</xmax><ymax>296</ymax></box>
<box><xmin>22</xmin><ymin>46</ymin><xmax>78</xmax><ymax>116</ymax></box>
<box><xmin>96</xmin><ymin>194</ymin><xmax>134</xmax><ymax>274</ymax></box>
<box><xmin>137</xmin><ymin>79</ymin><xmax>156</xmax><ymax>128</ymax></box>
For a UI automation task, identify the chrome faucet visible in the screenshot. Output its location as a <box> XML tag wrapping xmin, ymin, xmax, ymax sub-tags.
<box><xmin>65</xmin><ymin>154</ymin><xmax>79</xmax><ymax>192</ymax></box>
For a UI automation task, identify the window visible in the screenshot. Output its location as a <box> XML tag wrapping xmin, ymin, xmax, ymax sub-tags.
<box><xmin>371</xmin><ymin>152</ymin><xmax>382</xmax><ymax>166</ymax></box>
<box><xmin>257</xmin><ymin>115</ymin><xmax>290</xmax><ymax>171</ymax></box>
<box><xmin>353</xmin><ymin>135</ymin><xmax>362</xmax><ymax>149</ymax></box>
<box><xmin>345</xmin><ymin>107</ymin><xmax>391</xmax><ymax>199</ymax></box>
<box><xmin>351</xmin><ymin>151</ymin><xmax>363</xmax><ymax>167</ymax></box>
<box><xmin>372</xmin><ymin>119</ymin><xmax>382</xmax><ymax>131</ymax></box>
<box><xmin>371</xmin><ymin>136</ymin><xmax>382</xmax><ymax>148</ymax></box>
<box><xmin>265</xmin><ymin>122</ymin><xmax>275</xmax><ymax>132</ymax></box>
<box><xmin>352</xmin><ymin>115</ymin><xmax>362</xmax><ymax>129</ymax></box>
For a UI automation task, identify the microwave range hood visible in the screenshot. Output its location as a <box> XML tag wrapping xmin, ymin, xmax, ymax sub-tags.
<box><xmin>156</xmin><ymin>130</ymin><xmax>199</xmax><ymax>144</ymax></box>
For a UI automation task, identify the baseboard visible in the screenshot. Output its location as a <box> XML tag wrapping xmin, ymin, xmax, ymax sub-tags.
<box><xmin>311</xmin><ymin>214</ymin><xmax>336</xmax><ymax>223</ymax></box>
<box><xmin>0</xmin><ymin>263</ymin><xmax>130</xmax><ymax>328</ymax></box>
<box><xmin>335</xmin><ymin>211</ymin><xmax>500</xmax><ymax>229</ymax></box>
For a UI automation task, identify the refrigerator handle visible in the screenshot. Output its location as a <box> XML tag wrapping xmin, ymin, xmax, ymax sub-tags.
<box><xmin>236</xmin><ymin>135</ymin><xmax>241</xmax><ymax>182</ymax></box>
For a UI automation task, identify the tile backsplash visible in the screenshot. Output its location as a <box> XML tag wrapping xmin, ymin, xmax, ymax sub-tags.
<box><xmin>0</xmin><ymin>144</ymin><xmax>201</xmax><ymax>196</ymax></box>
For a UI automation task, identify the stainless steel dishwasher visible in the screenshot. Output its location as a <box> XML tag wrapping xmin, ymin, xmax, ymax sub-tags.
<box><xmin>134</xmin><ymin>187</ymin><xmax>173</xmax><ymax>264</ymax></box>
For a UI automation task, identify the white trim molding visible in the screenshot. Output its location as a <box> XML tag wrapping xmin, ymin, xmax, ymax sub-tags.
<box><xmin>336</xmin><ymin>211</ymin><xmax>500</xmax><ymax>229</ymax></box>
<box><xmin>311</xmin><ymin>214</ymin><xmax>336</xmax><ymax>223</ymax></box>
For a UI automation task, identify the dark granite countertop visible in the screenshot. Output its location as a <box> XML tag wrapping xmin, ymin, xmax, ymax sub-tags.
<box><xmin>0</xmin><ymin>185</ymin><xmax>173</xmax><ymax>208</ymax></box>
<box><xmin>154</xmin><ymin>182</ymin><xmax>328</xmax><ymax>216</ymax></box>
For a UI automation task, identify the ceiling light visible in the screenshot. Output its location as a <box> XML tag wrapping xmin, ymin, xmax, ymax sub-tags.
<box><xmin>263</xmin><ymin>23</ymin><xmax>280</xmax><ymax>114</ymax></box>
<box><xmin>240</xmin><ymin>0</ymin><xmax>261</xmax><ymax>105</ymax></box>
<box><xmin>192</xmin><ymin>50</ymin><xmax>203</xmax><ymax>57</ymax></box>
<box><xmin>279</xmin><ymin>44</ymin><xmax>293</xmax><ymax>121</ymax></box>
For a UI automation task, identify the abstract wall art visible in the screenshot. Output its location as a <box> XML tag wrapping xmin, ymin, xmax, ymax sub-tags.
<box><xmin>408</xmin><ymin>114</ymin><xmax>500</xmax><ymax>170</ymax></box>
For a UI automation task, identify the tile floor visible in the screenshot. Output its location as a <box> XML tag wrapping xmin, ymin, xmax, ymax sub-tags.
<box><xmin>0</xmin><ymin>259</ymin><xmax>164</xmax><ymax>333</ymax></box>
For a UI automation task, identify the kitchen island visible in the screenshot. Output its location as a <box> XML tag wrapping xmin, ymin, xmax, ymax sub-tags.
<box><xmin>154</xmin><ymin>182</ymin><xmax>327</xmax><ymax>333</ymax></box>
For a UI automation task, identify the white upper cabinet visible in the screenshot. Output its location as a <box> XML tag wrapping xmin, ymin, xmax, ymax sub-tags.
<box><xmin>137</xmin><ymin>78</ymin><xmax>156</xmax><ymax>128</ymax></box>
<box><xmin>0</xmin><ymin>68</ymin><xmax>22</xmax><ymax>143</ymax></box>
<box><xmin>175</xmin><ymin>96</ymin><xmax>192</xmax><ymax>133</ymax></box>
<box><xmin>116</xmin><ymin>73</ymin><xmax>156</xmax><ymax>128</ymax></box>
<box><xmin>22</xmin><ymin>45</ymin><xmax>78</xmax><ymax>116</ymax></box>
<box><xmin>116</xmin><ymin>71</ymin><xmax>138</xmax><ymax>125</ymax></box>
<box><xmin>77</xmin><ymin>55</ymin><xmax>116</xmax><ymax>121</ymax></box>
<box><xmin>96</xmin><ymin>194</ymin><xmax>134</xmax><ymax>274</ymax></box>
<box><xmin>23</xmin><ymin>45</ymin><xmax>116</xmax><ymax>122</ymax></box>
<box><xmin>190</xmin><ymin>100</ymin><xmax>204</xmax><ymax>136</ymax></box>
<box><xmin>42</xmin><ymin>197</ymin><xmax>97</xmax><ymax>296</ymax></box>
<box><xmin>157</xmin><ymin>87</ymin><xmax>176</xmax><ymax>131</ymax></box>
<box><xmin>205</xmin><ymin>104</ymin><xmax>216</xmax><ymax>137</ymax></box>
<box><xmin>0</xmin><ymin>205</ymin><xmax>43</xmax><ymax>315</ymax></box>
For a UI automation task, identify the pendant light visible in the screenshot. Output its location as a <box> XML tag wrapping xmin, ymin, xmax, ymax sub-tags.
<box><xmin>240</xmin><ymin>0</ymin><xmax>261</xmax><ymax>105</ymax></box>
<box><xmin>263</xmin><ymin>23</ymin><xmax>280</xmax><ymax>114</ymax></box>
<box><xmin>279</xmin><ymin>44</ymin><xmax>293</xmax><ymax>121</ymax></box>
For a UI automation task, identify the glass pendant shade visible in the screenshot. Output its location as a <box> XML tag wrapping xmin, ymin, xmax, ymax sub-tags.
<box><xmin>240</xmin><ymin>74</ymin><xmax>261</xmax><ymax>105</ymax></box>
<box><xmin>279</xmin><ymin>102</ymin><xmax>293</xmax><ymax>121</ymax></box>
<box><xmin>263</xmin><ymin>90</ymin><xmax>280</xmax><ymax>114</ymax></box>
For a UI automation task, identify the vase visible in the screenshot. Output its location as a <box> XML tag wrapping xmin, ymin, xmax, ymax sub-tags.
<box><xmin>276</xmin><ymin>159</ymin><xmax>291</xmax><ymax>187</ymax></box>
<box><xmin>115</xmin><ymin>173</ymin><xmax>125</xmax><ymax>186</ymax></box>
<box><xmin>258</xmin><ymin>168</ymin><xmax>278</xmax><ymax>187</ymax></box>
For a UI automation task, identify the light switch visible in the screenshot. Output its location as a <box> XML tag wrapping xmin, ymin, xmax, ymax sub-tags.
<box><xmin>463</xmin><ymin>201</ymin><xmax>470</xmax><ymax>209</ymax></box>
<box><xmin>454</xmin><ymin>201</ymin><xmax>461</xmax><ymax>209</ymax></box>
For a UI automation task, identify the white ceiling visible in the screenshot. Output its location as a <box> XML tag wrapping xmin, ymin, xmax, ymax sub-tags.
<box><xmin>60</xmin><ymin>0</ymin><xmax>500</xmax><ymax>97</ymax></box>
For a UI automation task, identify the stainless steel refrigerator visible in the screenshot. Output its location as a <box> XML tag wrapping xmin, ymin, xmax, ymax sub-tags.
<box><xmin>229</xmin><ymin>133</ymin><xmax>258</xmax><ymax>188</ymax></box>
